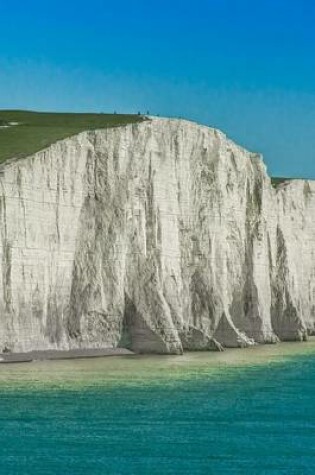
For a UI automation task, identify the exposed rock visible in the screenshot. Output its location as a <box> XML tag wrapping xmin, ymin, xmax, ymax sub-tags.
<box><xmin>0</xmin><ymin>118</ymin><xmax>314</xmax><ymax>353</ymax></box>
<box><xmin>180</xmin><ymin>327</ymin><xmax>224</xmax><ymax>352</ymax></box>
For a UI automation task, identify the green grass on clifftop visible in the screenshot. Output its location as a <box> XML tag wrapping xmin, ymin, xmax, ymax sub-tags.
<box><xmin>0</xmin><ymin>110</ymin><xmax>144</xmax><ymax>164</ymax></box>
<box><xmin>271</xmin><ymin>177</ymin><xmax>292</xmax><ymax>187</ymax></box>
<box><xmin>270</xmin><ymin>176</ymin><xmax>314</xmax><ymax>188</ymax></box>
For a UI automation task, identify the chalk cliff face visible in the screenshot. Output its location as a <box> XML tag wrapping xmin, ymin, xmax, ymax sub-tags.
<box><xmin>0</xmin><ymin>118</ymin><xmax>314</xmax><ymax>353</ymax></box>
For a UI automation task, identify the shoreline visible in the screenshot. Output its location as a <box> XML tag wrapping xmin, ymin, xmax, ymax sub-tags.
<box><xmin>0</xmin><ymin>340</ymin><xmax>315</xmax><ymax>391</ymax></box>
<box><xmin>1</xmin><ymin>338</ymin><xmax>315</xmax><ymax>364</ymax></box>
<box><xmin>0</xmin><ymin>347</ymin><xmax>134</xmax><ymax>363</ymax></box>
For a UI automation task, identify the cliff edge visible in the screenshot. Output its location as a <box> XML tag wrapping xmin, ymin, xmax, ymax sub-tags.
<box><xmin>0</xmin><ymin>117</ymin><xmax>314</xmax><ymax>353</ymax></box>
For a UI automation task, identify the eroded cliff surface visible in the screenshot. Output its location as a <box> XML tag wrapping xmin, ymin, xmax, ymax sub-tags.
<box><xmin>0</xmin><ymin>118</ymin><xmax>314</xmax><ymax>353</ymax></box>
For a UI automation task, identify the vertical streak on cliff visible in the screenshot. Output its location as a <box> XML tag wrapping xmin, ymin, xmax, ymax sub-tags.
<box><xmin>0</xmin><ymin>176</ymin><xmax>14</xmax><ymax>349</ymax></box>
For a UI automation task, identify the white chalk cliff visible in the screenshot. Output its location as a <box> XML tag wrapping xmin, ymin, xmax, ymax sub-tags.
<box><xmin>0</xmin><ymin>118</ymin><xmax>314</xmax><ymax>354</ymax></box>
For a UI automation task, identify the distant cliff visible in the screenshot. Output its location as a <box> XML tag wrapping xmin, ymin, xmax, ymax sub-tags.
<box><xmin>0</xmin><ymin>118</ymin><xmax>314</xmax><ymax>353</ymax></box>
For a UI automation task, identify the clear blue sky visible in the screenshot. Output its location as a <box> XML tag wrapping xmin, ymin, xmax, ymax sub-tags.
<box><xmin>0</xmin><ymin>0</ymin><xmax>314</xmax><ymax>178</ymax></box>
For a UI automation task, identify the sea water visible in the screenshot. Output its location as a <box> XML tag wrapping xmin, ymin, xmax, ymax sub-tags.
<box><xmin>0</xmin><ymin>342</ymin><xmax>315</xmax><ymax>474</ymax></box>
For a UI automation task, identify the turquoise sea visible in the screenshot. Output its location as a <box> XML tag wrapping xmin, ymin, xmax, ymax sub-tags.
<box><xmin>1</xmin><ymin>342</ymin><xmax>315</xmax><ymax>475</ymax></box>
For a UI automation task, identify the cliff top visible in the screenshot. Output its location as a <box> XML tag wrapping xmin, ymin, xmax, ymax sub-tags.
<box><xmin>0</xmin><ymin>110</ymin><xmax>144</xmax><ymax>163</ymax></box>
<box><xmin>0</xmin><ymin>110</ymin><xmax>312</xmax><ymax>186</ymax></box>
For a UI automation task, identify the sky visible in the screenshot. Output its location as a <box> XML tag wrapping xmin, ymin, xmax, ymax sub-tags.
<box><xmin>0</xmin><ymin>0</ymin><xmax>314</xmax><ymax>178</ymax></box>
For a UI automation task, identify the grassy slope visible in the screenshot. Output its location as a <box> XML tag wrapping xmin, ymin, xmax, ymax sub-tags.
<box><xmin>0</xmin><ymin>110</ymin><xmax>143</xmax><ymax>164</ymax></box>
<box><xmin>270</xmin><ymin>177</ymin><xmax>314</xmax><ymax>188</ymax></box>
<box><xmin>270</xmin><ymin>177</ymin><xmax>291</xmax><ymax>187</ymax></box>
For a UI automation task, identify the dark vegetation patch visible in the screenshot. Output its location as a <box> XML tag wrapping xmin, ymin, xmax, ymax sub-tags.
<box><xmin>271</xmin><ymin>176</ymin><xmax>315</xmax><ymax>188</ymax></box>
<box><xmin>271</xmin><ymin>177</ymin><xmax>292</xmax><ymax>188</ymax></box>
